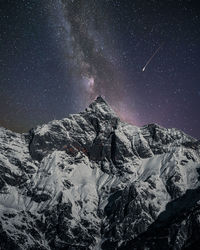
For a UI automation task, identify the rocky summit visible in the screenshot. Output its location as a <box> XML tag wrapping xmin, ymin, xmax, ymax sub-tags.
<box><xmin>0</xmin><ymin>96</ymin><xmax>200</xmax><ymax>250</ymax></box>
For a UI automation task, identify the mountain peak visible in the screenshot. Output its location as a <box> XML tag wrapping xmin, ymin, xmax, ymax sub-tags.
<box><xmin>87</xmin><ymin>95</ymin><xmax>118</xmax><ymax>120</ymax></box>
<box><xmin>88</xmin><ymin>95</ymin><xmax>108</xmax><ymax>107</ymax></box>
<box><xmin>0</xmin><ymin>93</ymin><xmax>199</xmax><ymax>250</ymax></box>
<box><xmin>95</xmin><ymin>95</ymin><xmax>107</xmax><ymax>103</ymax></box>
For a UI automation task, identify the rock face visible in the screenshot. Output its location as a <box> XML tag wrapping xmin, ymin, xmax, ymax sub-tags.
<box><xmin>0</xmin><ymin>96</ymin><xmax>200</xmax><ymax>250</ymax></box>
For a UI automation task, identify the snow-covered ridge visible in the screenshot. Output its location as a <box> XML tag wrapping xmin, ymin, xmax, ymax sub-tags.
<box><xmin>0</xmin><ymin>96</ymin><xmax>200</xmax><ymax>249</ymax></box>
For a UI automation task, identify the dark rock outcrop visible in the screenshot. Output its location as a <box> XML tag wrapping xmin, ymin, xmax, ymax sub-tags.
<box><xmin>0</xmin><ymin>96</ymin><xmax>199</xmax><ymax>249</ymax></box>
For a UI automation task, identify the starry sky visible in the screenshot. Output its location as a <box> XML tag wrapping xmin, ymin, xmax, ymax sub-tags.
<box><xmin>0</xmin><ymin>0</ymin><xmax>200</xmax><ymax>138</ymax></box>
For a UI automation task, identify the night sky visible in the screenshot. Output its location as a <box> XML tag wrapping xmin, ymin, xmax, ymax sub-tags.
<box><xmin>1</xmin><ymin>0</ymin><xmax>200</xmax><ymax>138</ymax></box>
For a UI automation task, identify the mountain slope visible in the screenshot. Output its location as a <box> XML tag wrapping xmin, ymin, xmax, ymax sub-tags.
<box><xmin>0</xmin><ymin>96</ymin><xmax>199</xmax><ymax>250</ymax></box>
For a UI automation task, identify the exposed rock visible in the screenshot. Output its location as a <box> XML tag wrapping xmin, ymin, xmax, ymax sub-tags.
<box><xmin>0</xmin><ymin>96</ymin><xmax>199</xmax><ymax>249</ymax></box>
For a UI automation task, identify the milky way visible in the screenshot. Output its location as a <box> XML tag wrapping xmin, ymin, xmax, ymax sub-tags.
<box><xmin>0</xmin><ymin>0</ymin><xmax>200</xmax><ymax>138</ymax></box>
<box><xmin>60</xmin><ymin>0</ymin><xmax>130</xmax><ymax>117</ymax></box>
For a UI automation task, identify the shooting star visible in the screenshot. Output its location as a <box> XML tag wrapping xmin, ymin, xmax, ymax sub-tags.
<box><xmin>142</xmin><ymin>42</ymin><xmax>164</xmax><ymax>72</ymax></box>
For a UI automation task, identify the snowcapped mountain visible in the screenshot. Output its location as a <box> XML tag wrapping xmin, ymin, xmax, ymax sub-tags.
<box><xmin>0</xmin><ymin>96</ymin><xmax>200</xmax><ymax>250</ymax></box>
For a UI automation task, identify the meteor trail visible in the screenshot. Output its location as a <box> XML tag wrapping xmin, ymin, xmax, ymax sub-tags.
<box><xmin>142</xmin><ymin>42</ymin><xmax>164</xmax><ymax>72</ymax></box>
